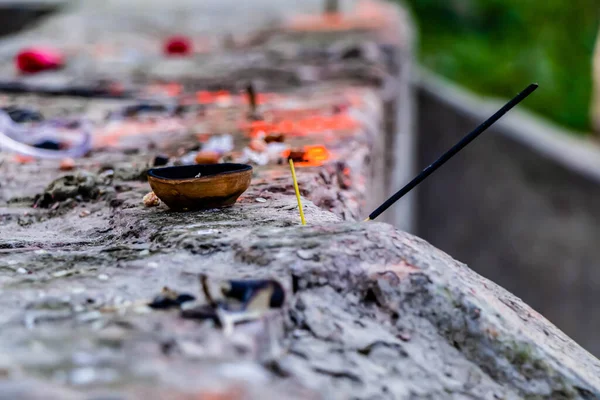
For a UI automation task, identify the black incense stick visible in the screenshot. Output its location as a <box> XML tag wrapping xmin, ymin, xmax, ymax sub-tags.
<box><xmin>365</xmin><ymin>83</ymin><xmax>538</xmax><ymax>221</ymax></box>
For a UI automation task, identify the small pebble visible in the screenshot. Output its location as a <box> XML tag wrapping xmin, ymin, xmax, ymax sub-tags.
<box><xmin>255</xmin><ymin>197</ymin><xmax>267</xmax><ymax>203</ymax></box>
<box><xmin>14</xmin><ymin>154</ymin><xmax>34</xmax><ymax>164</ymax></box>
<box><xmin>59</xmin><ymin>158</ymin><xmax>76</xmax><ymax>171</ymax></box>
<box><xmin>79</xmin><ymin>210</ymin><xmax>91</xmax><ymax>218</ymax></box>
<box><xmin>17</xmin><ymin>267</ymin><xmax>28</xmax><ymax>274</ymax></box>
<box><xmin>143</xmin><ymin>192</ymin><xmax>160</xmax><ymax>207</ymax></box>
<box><xmin>194</xmin><ymin>150</ymin><xmax>220</xmax><ymax>164</ymax></box>
<box><xmin>98</xmin><ymin>274</ymin><xmax>109</xmax><ymax>281</ymax></box>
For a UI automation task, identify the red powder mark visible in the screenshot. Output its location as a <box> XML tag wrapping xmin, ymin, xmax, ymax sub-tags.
<box><xmin>285</xmin><ymin>0</ymin><xmax>390</xmax><ymax>32</ymax></box>
<box><xmin>195</xmin><ymin>90</ymin><xmax>232</xmax><ymax>104</ymax></box>
<box><xmin>194</xmin><ymin>90</ymin><xmax>278</xmax><ymax>106</ymax></box>
<box><xmin>276</xmin><ymin>120</ymin><xmax>295</xmax><ymax>134</ymax></box>
<box><xmin>164</xmin><ymin>36</ymin><xmax>192</xmax><ymax>56</ymax></box>
<box><xmin>196</xmin><ymin>133</ymin><xmax>211</xmax><ymax>142</ymax></box>
<box><xmin>214</xmin><ymin>90</ymin><xmax>232</xmax><ymax>105</ymax></box>
<box><xmin>191</xmin><ymin>90</ymin><xmax>282</xmax><ymax>107</ymax></box>
<box><xmin>16</xmin><ymin>48</ymin><xmax>64</xmax><ymax>74</ymax></box>
<box><xmin>292</xmin><ymin>114</ymin><xmax>358</xmax><ymax>135</ymax></box>
<box><xmin>163</xmin><ymin>82</ymin><xmax>183</xmax><ymax>97</ymax></box>
<box><xmin>145</xmin><ymin>82</ymin><xmax>183</xmax><ymax>98</ymax></box>
<box><xmin>242</xmin><ymin>113</ymin><xmax>358</xmax><ymax>138</ymax></box>
<box><xmin>107</xmin><ymin>82</ymin><xmax>125</xmax><ymax>96</ymax></box>
<box><xmin>93</xmin><ymin>119</ymin><xmax>185</xmax><ymax>148</ymax></box>
<box><xmin>13</xmin><ymin>154</ymin><xmax>35</xmax><ymax>164</ymax></box>
<box><xmin>196</xmin><ymin>91</ymin><xmax>214</xmax><ymax>104</ymax></box>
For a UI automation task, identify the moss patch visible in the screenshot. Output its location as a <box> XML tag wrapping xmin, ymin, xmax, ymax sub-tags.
<box><xmin>402</xmin><ymin>0</ymin><xmax>599</xmax><ymax>133</ymax></box>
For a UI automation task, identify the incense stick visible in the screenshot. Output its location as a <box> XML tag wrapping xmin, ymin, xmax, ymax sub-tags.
<box><xmin>289</xmin><ymin>159</ymin><xmax>306</xmax><ymax>225</ymax></box>
<box><xmin>246</xmin><ymin>82</ymin><xmax>259</xmax><ymax>119</ymax></box>
<box><xmin>247</xmin><ymin>83</ymin><xmax>257</xmax><ymax>115</ymax></box>
<box><xmin>366</xmin><ymin>83</ymin><xmax>538</xmax><ymax>221</ymax></box>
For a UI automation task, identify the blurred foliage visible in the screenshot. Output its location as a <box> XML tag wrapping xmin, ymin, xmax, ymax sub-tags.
<box><xmin>402</xmin><ymin>0</ymin><xmax>599</xmax><ymax>132</ymax></box>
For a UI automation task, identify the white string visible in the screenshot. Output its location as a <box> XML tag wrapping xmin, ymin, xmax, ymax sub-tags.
<box><xmin>0</xmin><ymin>110</ymin><xmax>92</xmax><ymax>159</ymax></box>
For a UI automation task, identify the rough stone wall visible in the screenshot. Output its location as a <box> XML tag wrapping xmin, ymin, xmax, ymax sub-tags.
<box><xmin>0</xmin><ymin>1</ymin><xmax>599</xmax><ymax>399</ymax></box>
<box><xmin>416</xmin><ymin>72</ymin><xmax>600</xmax><ymax>358</ymax></box>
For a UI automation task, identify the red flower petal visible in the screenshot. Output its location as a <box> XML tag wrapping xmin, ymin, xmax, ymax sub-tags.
<box><xmin>164</xmin><ymin>36</ymin><xmax>192</xmax><ymax>56</ymax></box>
<box><xmin>16</xmin><ymin>48</ymin><xmax>64</xmax><ymax>74</ymax></box>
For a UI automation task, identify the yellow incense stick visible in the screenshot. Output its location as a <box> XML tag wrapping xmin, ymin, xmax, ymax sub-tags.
<box><xmin>288</xmin><ymin>159</ymin><xmax>306</xmax><ymax>225</ymax></box>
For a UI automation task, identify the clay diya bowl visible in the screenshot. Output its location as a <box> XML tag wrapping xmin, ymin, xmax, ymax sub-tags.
<box><xmin>147</xmin><ymin>163</ymin><xmax>252</xmax><ymax>211</ymax></box>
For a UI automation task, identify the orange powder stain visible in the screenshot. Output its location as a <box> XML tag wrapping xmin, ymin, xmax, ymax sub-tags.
<box><xmin>145</xmin><ymin>82</ymin><xmax>183</xmax><ymax>98</ymax></box>
<box><xmin>304</xmin><ymin>145</ymin><xmax>330</xmax><ymax>164</ymax></box>
<box><xmin>283</xmin><ymin>145</ymin><xmax>332</xmax><ymax>167</ymax></box>
<box><xmin>242</xmin><ymin>113</ymin><xmax>358</xmax><ymax>138</ymax></box>
<box><xmin>196</xmin><ymin>133</ymin><xmax>212</xmax><ymax>142</ymax></box>
<box><xmin>285</xmin><ymin>0</ymin><xmax>389</xmax><ymax>32</ymax></box>
<box><xmin>93</xmin><ymin>119</ymin><xmax>185</xmax><ymax>148</ymax></box>
<box><xmin>13</xmin><ymin>154</ymin><xmax>35</xmax><ymax>164</ymax></box>
<box><xmin>196</xmin><ymin>91</ymin><xmax>215</xmax><ymax>104</ymax></box>
<box><xmin>164</xmin><ymin>82</ymin><xmax>183</xmax><ymax>97</ymax></box>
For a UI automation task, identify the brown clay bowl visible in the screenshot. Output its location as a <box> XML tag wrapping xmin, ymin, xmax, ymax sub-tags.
<box><xmin>147</xmin><ymin>163</ymin><xmax>252</xmax><ymax>211</ymax></box>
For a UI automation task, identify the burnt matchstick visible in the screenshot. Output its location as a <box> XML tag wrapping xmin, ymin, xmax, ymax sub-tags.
<box><xmin>365</xmin><ymin>83</ymin><xmax>538</xmax><ymax>222</ymax></box>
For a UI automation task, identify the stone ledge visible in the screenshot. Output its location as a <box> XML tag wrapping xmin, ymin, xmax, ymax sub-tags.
<box><xmin>0</xmin><ymin>0</ymin><xmax>598</xmax><ymax>399</ymax></box>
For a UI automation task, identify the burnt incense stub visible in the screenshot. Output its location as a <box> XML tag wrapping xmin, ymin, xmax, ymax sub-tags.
<box><xmin>147</xmin><ymin>163</ymin><xmax>252</xmax><ymax>211</ymax></box>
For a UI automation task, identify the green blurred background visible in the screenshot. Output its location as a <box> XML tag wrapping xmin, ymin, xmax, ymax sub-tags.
<box><xmin>401</xmin><ymin>0</ymin><xmax>599</xmax><ymax>133</ymax></box>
